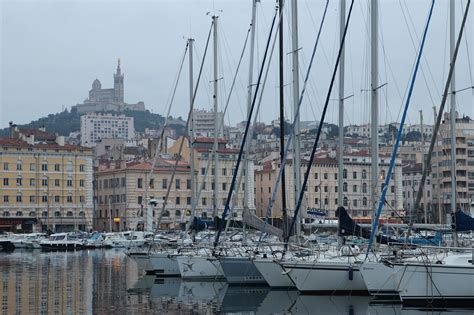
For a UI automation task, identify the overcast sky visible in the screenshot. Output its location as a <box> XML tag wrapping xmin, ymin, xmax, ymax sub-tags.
<box><xmin>1</xmin><ymin>0</ymin><xmax>472</xmax><ymax>129</ymax></box>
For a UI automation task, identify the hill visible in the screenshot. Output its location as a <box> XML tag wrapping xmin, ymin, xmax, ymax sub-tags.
<box><xmin>0</xmin><ymin>110</ymin><xmax>181</xmax><ymax>137</ymax></box>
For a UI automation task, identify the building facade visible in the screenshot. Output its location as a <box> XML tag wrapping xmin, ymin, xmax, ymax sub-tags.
<box><xmin>401</xmin><ymin>163</ymin><xmax>433</xmax><ymax>221</ymax></box>
<box><xmin>80</xmin><ymin>113</ymin><xmax>135</xmax><ymax>147</ymax></box>
<box><xmin>0</xmin><ymin>137</ymin><xmax>93</xmax><ymax>232</ymax></box>
<box><xmin>94</xmin><ymin>159</ymin><xmax>193</xmax><ymax>231</ymax></box>
<box><xmin>432</xmin><ymin>113</ymin><xmax>474</xmax><ymax>222</ymax></box>
<box><xmin>255</xmin><ymin>150</ymin><xmax>403</xmax><ymax>220</ymax></box>
<box><xmin>192</xmin><ymin>109</ymin><xmax>224</xmax><ymax>138</ymax></box>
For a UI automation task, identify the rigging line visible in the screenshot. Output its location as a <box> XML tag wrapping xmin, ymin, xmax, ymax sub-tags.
<box><xmin>154</xmin><ymin>21</ymin><xmax>214</xmax><ymax>231</ymax></box>
<box><xmin>147</xmin><ymin>42</ymin><xmax>188</xmax><ymax>185</ymax></box>
<box><xmin>461</xmin><ymin>0</ymin><xmax>473</xmax><ymax>88</ymax></box>
<box><xmin>399</xmin><ymin>0</ymin><xmax>439</xmax><ymax>106</ymax></box>
<box><xmin>365</xmin><ymin>0</ymin><xmax>436</xmax><ymax>260</ymax></box>
<box><xmin>187</xmin><ymin>21</ymin><xmax>252</xmax><ymax>233</ymax></box>
<box><xmin>258</xmin><ymin>0</ymin><xmax>330</xmax><ymax>248</ymax></box>
<box><xmin>213</xmin><ymin>4</ymin><xmax>279</xmax><ymax>248</ymax></box>
<box><xmin>412</xmin><ymin>0</ymin><xmax>471</xmax><ymax>229</ymax></box>
<box><xmin>285</xmin><ymin>0</ymin><xmax>355</xmax><ymax>248</ymax></box>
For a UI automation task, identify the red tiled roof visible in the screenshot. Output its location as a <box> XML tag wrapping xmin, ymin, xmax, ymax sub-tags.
<box><xmin>19</xmin><ymin>129</ymin><xmax>55</xmax><ymax>140</ymax></box>
<box><xmin>0</xmin><ymin>138</ymin><xmax>91</xmax><ymax>152</ymax></box>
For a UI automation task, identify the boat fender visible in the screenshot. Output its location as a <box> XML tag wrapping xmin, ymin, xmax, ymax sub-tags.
<box><xmin>435</xmin><ymin>260</ymin><xmax>443</xmax><ymax>265</ymax></box>
<box><xmin>348</xmin><ymin>266</ymin><xmax>354</xmax><ymax>281</ymax></box>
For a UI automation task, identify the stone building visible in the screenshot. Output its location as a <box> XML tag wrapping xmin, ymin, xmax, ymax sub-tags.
<box><xmin>255</xmin><ymin>149</ymin><xmax>403</xmax><ymax>220</ymax></box>
<box><xmin>0</xmin><ymin>128</ymin><xmax>93</xmax><ymax>232</ymax></box>
<box><xmin>72</xmin><ymin>59</ymin><xmax>145</xmax><ymax>113</ymax></box>
<box><xmin>401</xmin><ymin>163</ymin><xmax>433</xmax><ymax>220</ymax></box>
<box><xmin>93</xmin><ymin>158</ymin><xmax>193</xmax><ymax>231</ymax></box>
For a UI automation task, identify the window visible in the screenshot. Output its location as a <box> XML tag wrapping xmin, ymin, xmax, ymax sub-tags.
<box><xmin>80</xmin><ymin>179</ymin><xmax>84</xmax><ymax>187</ymax></box>
<box><xmin>353</xmin><ymin>199</ymin><xmax>358</xmax><ymax>207</ymax></box>
<box><xmin>79</xmin><ymin>164</ymin><xmax>85</xmax><ymax>172</ymax></box>
<box><xmin>79</xmin><ymin>196</ymin><xmax>85</xmax><ymax>203</ymax></box>
<box><xmin>353</xmin><ymin>185</ymin><xmax>357</xmax><ymax>193</ymax></box>
<box><xmin>314</xmin><ymin>173</ymin><xmax>318</xmax><ymax>180</ymax></box>
<box><xmin>67</xmin><ymin>179</ymin><xmax>73</xmax><ymax>187</ymax></box>
<box><xmin>314</xmin><ymin>186</ymin><xmax>318</xmax><ymax>192</ymax></box>
<box><xmin>41</xmin><ymin>163</ymin><xmax>48</xmax><ymax>171</ymax></box>
<box><xmin>334</xmin><ymin>173</ymin><xmax>338</xmax><ymax>180</ymax></box>
<box><xmin>202</xmin><ymin>197</ymin><xmax>207</xmax><ymax>206</ymax></box>
<box><xmin>343</xmin><ymin>169</ymin><xmax>347</xmax><ymax>179</ymax></box>
<box><xmin>137</xmin><ymin>178</ymin><xmax>143</xmax><ymax>189</ymax></box>
<box><xmin>54</xmin><ymin>179</ymin><xmax>60</xmax><ymax>187</ymax></box>
<box><xmin>391</xmin><ymin>186</ymin><xmax>395</xmax><ymax>193</ymax></box>
<box><xmin>16</xmin><ymin>194</ymin><xmax>22</xmax><ymax>202</ymax></box>
<box><xmin>176</xmin><ymin>196</ymin><xmax>180</xmax><ymax>205</ymax></box>
<box><xmin>42</xmin><ymin>195</ymin><xmax>48</xmax><ymax>202</ymax></box>
<box><xmin>16</xmin><ymin>211</ymin><xmax>23</xmax><ymax>217</ymax></box>
<box><xmin>67</xmin><ymin>195</ymin><xmax>73</xmax><ymax>203</ymax></box>
<box><xmin>362</xmin><ymin>169</ymin><xmax>367</xmax><ymax>179</ymax></box>
<box><xmin>29</xmin><ymin>196</ymin><xmax>36</xmax><ymax>203</ymax></box>
<box><xmin>324</xmin><ymin>186</ymin><xmax>328</xmax><ymax>193</ymax></box>
<box><xmin>343</xmin><ymin>182</ymin><xmax>348</xmax><ymax>192</ymax></box>
<box><xmin>176</xmin><ymin>179</ymin><xmax>180</xmax><ymax>189</ymax></box>
<box><xmin>222</xmin><ymin>183</ymin><xmax>227</xmax><ymax>191</ymax></box>
<box><xmin>324</xmin><ymin>173</ymin><xmax>328</xmax><ymax>180</ymax></box>
<box><xmin>3</xmin><ymin>162</ymin><xmax>8</xmax><ymax>170</ymax></box>
<box><xmin>202</xmin><ymin>212</ymin><xmax>208</xmax><ymax>218</ymax></box>
<box><xmin>42</xmin><ymin>178</ymin><xmax>48</xmax><ymax>186</ymax></box>
<box><xmin>55</xmin><ymin>211</ymin><xmax>61</xmax><ymax>217</ymax></box>
<box><xmin>121</xmin><ymin>177</ymin><xmax>126</xmax><ymax>187</ymax></box>
<box><xmin>222</xmin><ymin>168</ymin><xmax>227</xmax><ymax>176</ymax></box>
<box><xmin>138</xmin><ymin>196</ymin><xmax>143</xmax><ymax>204</ymax></box>
<box><xmin>30</xmin><ymin>163</ymin><xmax>36</xmax><ymax>171</ymax></box>
<box><xmin>3</xmin><ymin>196</ymin><xmax>8</xmax><ymax>203</ymax></box>
<box><xmin>343</xmin><ymin>197</ymin><xmax>348</xmax><ymax>206</ymax></box>
<box><xmin>54</xmin><ymin>164</ymin><xmax>60</xmax><ymax>171</ymax></box>
<box><xmin>54</xmin><ymin>196</ymin><xmax>60</xmax><ymax>203</ymax></box>
<box><xmin>187</xmin><ymin>197</ymin><xmax>192</xmax><ymax>205</ymax></box>
<box><xmin>67</xmin><ymin>211</ymin><xmax>73</xmax><ymax>217</ymax></box>
<box><xmin>211</xmin><ymin>168</ymin><xmax>215</xmax><ymax>176</ymax></box>
<box><xmin>16</xmin><ymin>163</ymin><xmax>22</xmax><ymax>171</ymax></box>
<box><xmin>30</xmin><ymin>178</ymin><xmax>35</xmax><ymax>186</ymax></box>
<box><xmin>363</xmin><ymin>197</ymin><xmax>367</xmax><ymax>206</ymax></box>
<box><xmin>3</xmin><ymin>178</ymin><xmax>8</xmax><ymax>186</ymax></box>
<box><xmin>149</xmin><ymin>178</ymin><xmax>154</xmax><ymax>189</ymax></box>
<box><xmin>353</xmin><ymin>171</ymin><xmax>357</xmax><ymax>179</ymax></box>
<box><xmin>175</xmin><ymin>210</ymin><xmax>181</xmax><ymax>217</ymax></box>
<box><xmin>162</xmin><ymin>178</ymin><xmax>167</xmax><ymax>189</ymax></box>
<box><xmin>315</xmin><ymin>198</ymin><xmax>319</xmax><ymax>205</ymax></box>
<box><xmin>335</xmin><ymin>186</ymin><xmax>338</xmax><ymax>192</ymax></box>
<box><xmin>16</xmin><ymin>177</ymin><xmax>22</xmax><ymax>186</ymax></box>
<box><xmin>324</xmin><ymin>198</ymin><xmax>328</xmax><ymax>205</ymax></box>
<box><xmin>187</xmin><ymin>179</ymin><xmax>191</xmax><ymax>189</ymax></box>
<box><xmin>162</xmin><ymin>210</ymin><xmax>170</xmax><ymax>217</ymax></box>
<box><xmin>201</xmin><ymin>168</ymin><xmax>205</xmax><ymax>175</ymax></box>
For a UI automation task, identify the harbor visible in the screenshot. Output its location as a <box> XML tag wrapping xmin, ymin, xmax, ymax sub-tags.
<box><xmin>1</xmin><ymin>247</ymin><xmax>474</xmax><ymax>314</ymax></box>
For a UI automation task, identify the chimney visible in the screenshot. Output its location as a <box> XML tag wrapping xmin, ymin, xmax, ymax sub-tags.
<box><xmin>56</xmin><ymin>136</ymin><xmax>65</xmax><ymax>146</ymax></box>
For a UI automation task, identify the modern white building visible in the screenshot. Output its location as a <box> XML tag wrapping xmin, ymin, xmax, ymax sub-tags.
<box><xmin>192</xmin><ymin>109</ymin><xmax>224</xmax><ymax>138</ymax></box>
<box><xmin>80</xmin><ymin>113</ymin><xmax>135</xmax><ymax>147</ymax></box>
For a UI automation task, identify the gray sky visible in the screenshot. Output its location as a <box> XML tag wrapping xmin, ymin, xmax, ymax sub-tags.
<box><xmin>1</xmin><ymin>0</ymin><xmax>472</xmax><ymax>129</ymax></box>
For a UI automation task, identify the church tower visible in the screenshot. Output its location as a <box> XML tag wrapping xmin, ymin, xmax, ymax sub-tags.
<box><xmin>113</xmin><ymin>58</ymin><xmax>124</xmax><ymax>103</ymax></box>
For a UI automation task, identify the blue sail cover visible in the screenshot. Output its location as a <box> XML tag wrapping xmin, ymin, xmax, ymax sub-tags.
<box><xmin>452</xmin><ymin>210</ymin><xmax>474</xmax><ymax>232</ymax></box>
<box><xmin>336</xmin><ymin>207</ymin><xmax>396</xmax><ymax>244</ymax></box>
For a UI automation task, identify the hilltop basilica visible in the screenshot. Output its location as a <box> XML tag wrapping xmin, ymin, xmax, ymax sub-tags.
<box><xmin>72</xmin><ymin>59</ymin><xmax>145</xmax><ymax>113</ymax></box>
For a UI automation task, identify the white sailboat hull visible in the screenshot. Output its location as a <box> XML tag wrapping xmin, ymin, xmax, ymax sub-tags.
<box><xmin>360</xmin><ymin>261</ymin><xmax>399</xmax><ymax>296</ymax></box>
<box><xmin>396</xmin><ymin>259</ymin><xmax>474</xmax><ymax>302</ymax></box>
<box><xmin>253</xmin><ymin>258</ymin><xmax>294</xmax><ymax>288</ymax></box>
<box><xmin>219</xmin><ymin>256</ymin><xmax>267</xmax><ymax>285</ymax></box>
<box><xmin>145</xmin><ymin>253</ymin><xmax>180</xmax><ymax>277</ymax></box>
<box><xmin>177</xmin><ymin>255</ymin><xmax>224</xmax><ymax>280</ymax></box>
<box><xmin>285</xmin><ymin>261</ymin><xmax>367</xmax><ymax>293</ymax></box>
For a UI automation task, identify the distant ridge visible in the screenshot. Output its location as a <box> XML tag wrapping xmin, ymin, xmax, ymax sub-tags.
<box><xmin>0</xmin><ymin>110</ymin><xmax>185</xmax><ymax>138</ymax></box>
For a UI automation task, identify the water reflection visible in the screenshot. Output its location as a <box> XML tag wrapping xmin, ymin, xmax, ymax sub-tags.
<box><xmin>0</xmin><ymin>251</ymin><xmax>473</xmax><ymax>314</ymax></box>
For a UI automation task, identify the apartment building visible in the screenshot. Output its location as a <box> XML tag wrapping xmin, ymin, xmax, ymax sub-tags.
<box><xmin>167</xmin><ymin>137</ymin><xmax>255</xmax><ymax>221</ymax></box>
<box><xmin>80</xmin><ymin>113</ymin><xmax>134</xmax><ymax>147</ymax></box>
<box><xmin>401</xmin><ymin>163</ymin><xmax>434</xmax><ymax>221</ymax></box>
<box><xmin>255</xmin><ymin>149</ymin><xmax>403</xmax><ymax>220</ymax></box>
<box><xmin>192</xmin><ymin>109</ymin><xmax>224</xmax><ymax>138</ymax></box>
<box><xmin>0</xmin><ymin>135</ymin><xmax>93</xmax><ymax>232</ymax></box>
<box><xmin>93</xmin><ymin>158</ymin><xmax>192</xmax><ymax>231</ymax></box>
<box><xmin>432</xmin><ymin>113</ymin><xmax>474</xmax><ymax>222</ymax></box>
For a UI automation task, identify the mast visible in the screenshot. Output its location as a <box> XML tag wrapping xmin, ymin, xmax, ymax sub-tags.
<box><xmin>370</xmin><ymin>0</ymin><xmax>379</xmax><ymax>217</ymax></box>
<box><xmin>449</xmin><ymin>0</ymin><xmax>457</xmax><ymax>217</ymax></box>
<box><xmin>433</xmin><ymin>106</ymin><xmax>441</xmax><ymax>223</ymax></box>
<box><xmin>338</xmin><ymin>0</ymin><xmax>346</xmax><ymax>208</ymax></box>
<box><xmin>419</xmin><ymin>109</ymin><xmax>426</xmax><ymax>223</ymax></box>
<box><xmin>278</xmin><ymin>0</ymin><xmax>288</xmax><ymax>237</ymax></box>
<box><xmin>243</xmin><ymin>0</ymin><xmax>257</xmax><ymax>237</ymax></box>
<box><xmin>291</xmin><ymin>0</ymin><xmax>302</xmax><ymax>236</ymax></box>
<box><xmin>212</xmin><ymin>15</ymin><xmax>220</xmax><ymax>219</ymax></box>
<box><xmin>188</xmin><ymin>38</ymin><xmax>196</xmax><ymax>230</ymax></box>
